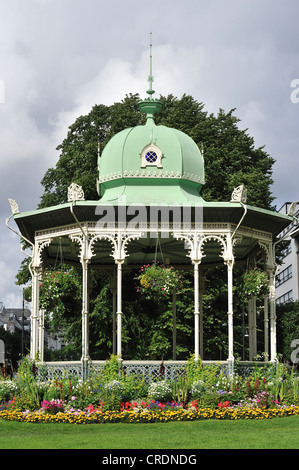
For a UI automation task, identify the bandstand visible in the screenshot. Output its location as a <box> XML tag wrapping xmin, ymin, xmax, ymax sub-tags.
<box><xmin>7</xmin><ymin>65</ymin><xmax>294</xmax><ymax>380</ymax></box>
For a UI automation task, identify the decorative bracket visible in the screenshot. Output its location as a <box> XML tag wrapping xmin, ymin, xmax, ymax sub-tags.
<box><xmin>8</xmin><ymin>198</ymin><xmax>20</xmax><ymax>215</ymax></box>
<box><xmin>230</xmin><ymin>185</ymin><xmax>247</xmax><ymax>204</ymax></box>
<box><xmin>68</xmin><ymin>183</ymin><xmax>85</xmax><ymax>202</ymax></box>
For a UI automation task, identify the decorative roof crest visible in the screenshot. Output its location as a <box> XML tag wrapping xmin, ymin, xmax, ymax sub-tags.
<box><xmin>230</xmin><ymin>185</ymin><xmax>247</xmax><ymax>204</ymax></box>
<box><xmin>68</xmin><ymin>183</ymin><xmax>85</xmax><ymax>202</ymax></box>
<box><xmin>8</xmin><ymin>198</ymin><xmax>20</xmax><ymax>215</ymax></box>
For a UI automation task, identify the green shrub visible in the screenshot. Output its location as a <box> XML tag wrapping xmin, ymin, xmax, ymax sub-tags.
<box><xmin>121</xmin><ymin>374</ymin><xmax>148</xmax><ymax>401</ymax></box>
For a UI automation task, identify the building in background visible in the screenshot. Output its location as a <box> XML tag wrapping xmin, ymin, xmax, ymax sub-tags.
<box><xmin>276</xmin><ymin>202</ymin><xmax>299</xmax><ymax>304</ymax></box>
<box><xmin>0</xmin><ymin>302</ymin><xmax>31</xmax><ymax>335</ymax></box>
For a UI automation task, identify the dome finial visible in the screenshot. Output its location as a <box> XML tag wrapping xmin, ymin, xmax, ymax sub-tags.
<box><xmin>147</xmin><ymin>32</ymin><xmax>155</xmax><ymax>97</ymax></box>
<box><xmin>138</xmin><ymin>32</ymin><xmax>163</xmax><ymax>120</ymax></box>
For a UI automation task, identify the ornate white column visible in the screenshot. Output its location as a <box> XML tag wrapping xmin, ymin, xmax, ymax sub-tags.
<box><xmin>259</xmin><ymin>240</ymin><xmax>277</xmax><ymax>363</ymax></box>
<box><xmin>248</xmin><ymin>297</ymin><xmax>252</xmax><ymax>360</ymax></box>
<box><xmin>115</xmin><ymin>259</ymin><xmax>124</xmax><ymax>357</ymax></box>
<box><xmin>31</xmin><ymin>264</ymin><xmax>41</xmax><ymax>360</ymax></box>
<box><xmin>110</xmin><ymin>273</ymin><xmax>117</xmax><ymax>355</ymax></box>
<box><xmin>37</xmin><ymin>268</ymin><xmax>45</xmax><ymax>362</ymax></box>
<box><xmin>253</xmin><ymin>296</ymin><xmax>257</xmax><ymax>358</ymax></box>
<box><xmin>248</xmin><ymin>296</ymin><xmax>257</xmax><ymax>360</ymax></box>
<box><xmin>268</xmin><ymin>267</ymin><xmax>277</xmax><ymax>362</ymax></box>
<box><xmin>225</xmin><ymin>257</ymin><xmax>234</xmax><ymax>373</ymax></box>
<box><xmin>172</xmin><ymin>293</ymin><xmax>176</xmax><ymax>360</ymax></box>
<box><xmin>30</xmin><ymin>238</ymin><xmax>51</xmax><ymax>360</ymax></box>
<box><xmin>38</xmin><ymin>308</ymin><xmax>45</xmax><ymax>362</ymax></box>
<box><xmin>173</xmin><ymin>231</ymin><xmax>203</xmax><ymax>361</ymax></box>
<box><xmin>193</xmin><ymin>260</ymin><xmax>201</xmax><ymax>361</ymax></box>
<box><xmin>92</xmin><ymin>230</ymin><xmax>142</xmax><ymax>358</ymax></box>
<box><xmin>263</xmin><ymin>294</ymin><xmax>269</xmax><ymax>360</ymax></box>
<box><xmin>199</xmin><ymin>269</ymin><xmax>204</xmax><ymax>359</ymax></box>
<box><xmin>69</xmin><ymin>229</ymin><xmax>93</xmax><ymax>377</ymax></box>
<box><xmin>223</xmin><ymin>235</ymin><xmax>235</xmax><ymax>375</ymax></box>
<box><xmin>81</xmin><ymin>251</ymin><xmax>91</xmax><ymax>366</ymax></box>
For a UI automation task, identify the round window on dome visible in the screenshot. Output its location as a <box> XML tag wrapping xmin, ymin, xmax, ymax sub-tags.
<box><xmin>141</xmin><ymin>144</ymin><xmax>162</xmax><ymax>168</ymax></box>
<box><xmin>145</xmin><ymin>150</ymin><xmax>158</xmax><ymax>163</ymax></box>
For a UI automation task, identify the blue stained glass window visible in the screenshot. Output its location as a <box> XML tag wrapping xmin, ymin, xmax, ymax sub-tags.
<box><xmin>145</xmin><ymin>151</ymin><xmax>158</xmax><ymax>163</ymax></box>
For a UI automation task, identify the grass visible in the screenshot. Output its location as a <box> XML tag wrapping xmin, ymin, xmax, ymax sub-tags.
<box><xmin>1</xmin><ymin>415</ymin><xmax>299</xmax><ymax>449</ymax></box>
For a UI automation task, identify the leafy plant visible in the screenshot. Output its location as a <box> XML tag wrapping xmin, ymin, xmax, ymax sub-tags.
<box><xmin>135</xmin><ymin>262</ymin><xmax>183</xmax><ymax>300</ymax></box>
<box><xmin>40</xmin><ymin>265</ymin><xmax>81</xmax><ymax>319</ymax></box>
<box><xmin>101</xmin><ymin>355</ymin><xmax>122</xmax><ymax>382</ymax></box>
<box><xmin>243</xmin><ymin>268</ymin><xmax>269</xmax><ymax>297</ymax></box>
<box><xmin>13</xmin><ymin>356</ymin><xmax>41</xmax><ymax>409</ymax></box>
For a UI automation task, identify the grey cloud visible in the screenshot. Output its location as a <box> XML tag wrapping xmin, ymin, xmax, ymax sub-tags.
<box><xmin>1</xmin><ymin>0</ymin><xmax>299</xmax><ymax>306</ymax></box>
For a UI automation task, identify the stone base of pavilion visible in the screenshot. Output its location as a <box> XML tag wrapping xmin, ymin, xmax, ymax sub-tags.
<box><xmin>36</xmin><ymin>359</ymin><xmax>270</xmax><ymax>382</ymax></box>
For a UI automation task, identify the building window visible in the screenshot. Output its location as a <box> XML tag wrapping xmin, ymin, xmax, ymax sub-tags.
<box><xmin>276</xmin><ymin>290</ymin><xmax>293</xmax><ymax>305</ymax></box>
<box><xmin>276</xmin><ymin>265</ymin><xmax>292</xmax><ymax>287</ymax></box>
<box><xmin>281</xmin><ymin>242</ymin><xmax>291</xmax><ymax>257</ymax></box>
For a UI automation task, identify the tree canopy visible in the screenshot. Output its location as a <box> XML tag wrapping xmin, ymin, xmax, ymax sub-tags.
<box><xmin>39</xmin><ymin>93</ymin><xmax>275</xmax><ymax>210</ymax></box>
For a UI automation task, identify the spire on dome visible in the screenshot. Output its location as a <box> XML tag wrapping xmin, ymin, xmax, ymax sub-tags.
<box><xmin>138</xmin><ymin>32</ymin><xmax>163</xmax><ymax>121</ymax></box>
<box><xmin>147</xmin><ymin>32</ymin><xmax>155</xmax><ymax>97</ymax></box>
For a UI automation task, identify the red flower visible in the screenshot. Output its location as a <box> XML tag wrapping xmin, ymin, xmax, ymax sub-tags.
<box><xmin>218</xmin><ymin>401</ymin><xmax>232</xmax><ymax>408</ymax></box>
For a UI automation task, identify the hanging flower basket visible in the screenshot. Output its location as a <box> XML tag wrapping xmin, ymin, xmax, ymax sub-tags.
<box><xmin>39</xmin><ymin>265</ymin><xmax>81</xmax><ymax>315</ymax></box>
<box><xmin>135</xmin><ymin>262</ymin><xmax>183</xmax><ymax>300</ymax></box>
<box><xmin>243</xmin><ymin>267</ymin><xmax>269</xmax><ymax>298</ymax></box>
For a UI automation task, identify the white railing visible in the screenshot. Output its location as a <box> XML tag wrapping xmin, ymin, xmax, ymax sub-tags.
<box><xmin>36</xmin><ymin>359</ymin><xmax>234</xmax><ymax>382</ymax></box>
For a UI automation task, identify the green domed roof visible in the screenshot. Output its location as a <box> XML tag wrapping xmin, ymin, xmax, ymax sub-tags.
<box><xmin>98</xmin><ymin>100</ymin><xmax>205</xmax><ymax>205</ymax></box>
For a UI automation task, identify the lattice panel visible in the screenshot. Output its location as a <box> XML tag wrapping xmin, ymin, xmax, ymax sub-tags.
<box><xmin>122</xmin><ymin>362</ymin><xmax>187</xmax><ymax>382</ymax></box>
<box><xmin>37</xmin><ymin>362</ymin><xmax>83</xmax><ymax>381</ymax></box>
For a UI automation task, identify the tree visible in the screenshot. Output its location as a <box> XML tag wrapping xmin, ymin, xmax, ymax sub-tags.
<box><xmin>39</xmin><ymin>93</ymin><xmax>275</xmax><ymax>210</ymax></box>
<box><xmin>17</xmin><ymin>93</ymin><xmax>278</xmax><ymax>359</ymax></box>
<box><xmin>39</xmin><ymin>95</ymin><xmax>143</xmax><ymax>208</ymax></box>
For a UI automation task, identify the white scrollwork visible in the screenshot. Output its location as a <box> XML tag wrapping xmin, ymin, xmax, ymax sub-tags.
<box><xmin>199</xmin><ymin>235</ymin><xmax>227</xmax><ymax>259</ymax></box>
<box><xmin>173</xmin><ymin>231</ymin><xmax>237</xmax><ymax>266</ymax></box>
<box><xmin>173</xmin><ymin>232</ymin><xmax>204</xmax><ymax>262</ymax></box>
<box><xmin>87</xmin><ymin>231</ymin><xmax>143</xmax><ymax>264</ymax></box>
<box><xmin>8</xmin><ymin>198</ymin><xmax>20</xmax><ymax>215</ymax></box>
<box><xmin>99</xmin><ymin>170</ymin><xmax>204</xmax><ymax>185</ymax></box>
<box><xmin>258</xmin><ymin>240</ymin><xmax>276</xmax><ymax>270</ymax></box>
<box><xmin>68</xmin><ymin>183</ymin><xmax>85</xmax><ymax>202</ymax></box>
<box><xmin>230</xmin><ymin>185</ymin><xmax>247</xmax><ymax>204</ymax></box>
<box><xmin>287</xmin><ymin>201</ymin><xmax>298</xmax><ymax>217</ymax></box>
<box><xmin>33</xmin><ymin>238</ymin><xmax>53</xmax><ymax>266</ymax></box>
<box><xmin>69</xmin><ymin>233</ymin><xmax>95</xmax><ymax>263</ymax></box>
<box><xmin>89</xmin><ymin>233</ymin><xmax>118</xmax><ymax>260</ymax></box>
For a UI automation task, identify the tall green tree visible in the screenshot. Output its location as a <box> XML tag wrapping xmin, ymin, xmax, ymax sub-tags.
<box><xmin>39</xmin><ymin>93</ymin><xmax>275</xmax><ymax>210</ymax></box>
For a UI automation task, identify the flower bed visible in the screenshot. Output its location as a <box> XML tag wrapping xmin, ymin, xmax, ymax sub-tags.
<box><xmin>1</xmin><ymin>355</ymin><xmax>299</xmax><ymax>424</ymax></box>
<box><xmin>1</xmin><ymin>402</ymin><xmax>299</xmax><ymax>424</ymax></box>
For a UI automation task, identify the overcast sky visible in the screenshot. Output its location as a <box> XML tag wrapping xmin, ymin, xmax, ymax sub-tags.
<box><xmin>1</xmin><ymin>0</ymin><xmax>299</xmax><ymax>308</ymax></box>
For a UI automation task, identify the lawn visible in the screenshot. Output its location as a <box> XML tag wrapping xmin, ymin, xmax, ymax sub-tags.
<box><xmin>1</xmin><ymin>414</ymin><xmax>299</xmax><ymax>449</ymax></box>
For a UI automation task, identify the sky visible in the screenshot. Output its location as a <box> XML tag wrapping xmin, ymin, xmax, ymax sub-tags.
<box><xmin>1</xmin><ymin>0</ymin><xmax>299</xmax><ymax>308</ymax></box>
